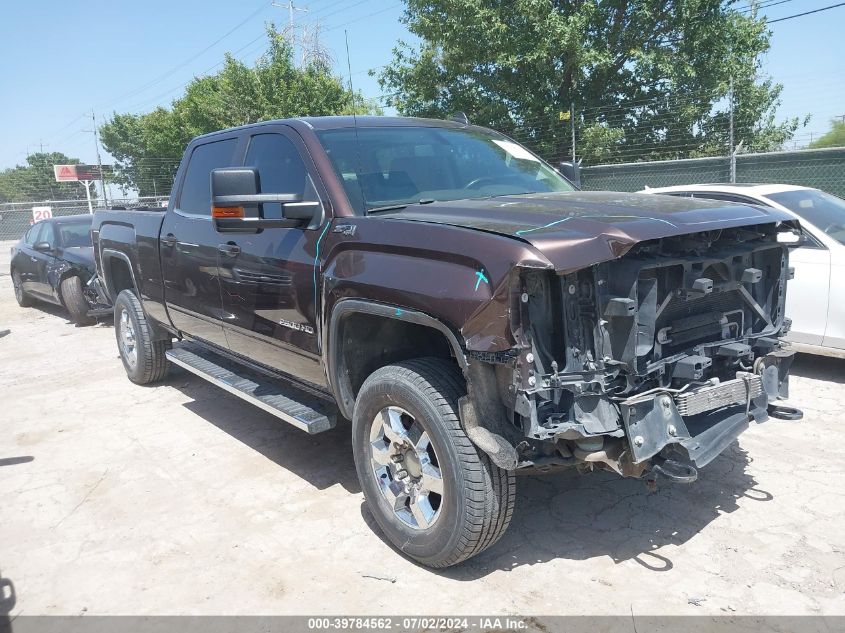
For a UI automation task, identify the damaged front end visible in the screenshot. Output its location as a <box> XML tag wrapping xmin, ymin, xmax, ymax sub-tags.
<box><xmin>464</xmin><ymin>223</ymin><xmax>801</xmax><ymax>482</ymax></box>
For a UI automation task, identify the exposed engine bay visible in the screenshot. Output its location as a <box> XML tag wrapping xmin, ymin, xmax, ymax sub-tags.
<box><xmin>465</xmin><ymin>223</ymin><xmax>801</xmax><ymax>482</ymax></box>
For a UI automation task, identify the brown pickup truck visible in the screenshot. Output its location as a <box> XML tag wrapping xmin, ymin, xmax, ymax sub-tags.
<box><xmin>92</xmin><ymin>116</ymin><xmax>801</xmax><ymax>567</ymax></box>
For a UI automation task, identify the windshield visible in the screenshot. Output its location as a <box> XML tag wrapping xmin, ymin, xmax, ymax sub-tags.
<box><xmin>767</xmin><ymin>189</ymin><xmax>845</xmax><ymax>246</ymax></box>
<box><xmin>316</xmin><ymin>125</ymin><xmax>574</xmax><ymax>213</ymax></box>
<box><xmin>57</xmin><ymin>220</ymin><xmax>92</xmax><ymax>248</ymax></box>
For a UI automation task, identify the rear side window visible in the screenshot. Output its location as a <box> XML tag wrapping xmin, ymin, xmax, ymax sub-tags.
<box><xmin>244</xmin><ymin>133</ymin><xmax>318</xmax><ymax>219</ymax></box>
<box><xmin>178</xmin><ymin>138</ymin><xmax>238</xmax><ymax>216</ymax></box>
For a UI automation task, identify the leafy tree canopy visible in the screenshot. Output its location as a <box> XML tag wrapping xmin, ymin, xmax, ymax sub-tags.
<box><xmin>101</xmin><ymin>26</ymin><xmax>381</xmax><ymax>195</ymax></box>
<box><xmin>379</xmin><ymin>0</ymin><xmax>804</xmax><ymax>164</ymax></box>
<box><xmin>0</xmin><ymin>152</ymin><xmax>88</xmax><ymax>203</ymax></box>
<box><xmin>808</xmin><ymin>119</ymin><xmax>845</xmax><ymax>150</ymax></box>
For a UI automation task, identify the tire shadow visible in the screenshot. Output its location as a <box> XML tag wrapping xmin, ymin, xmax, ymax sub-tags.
<box><xmin>362</xmin><ymin>443</ymin><xmax>763</xmax><ymax>578</ymax></box>
<box><xmin>170</xmin><ymin>370</ymin><xmax>360</xmax><ymax>494</ymax></box>
<box><xmin>16</xmin><ymin>299</ymin><xmax>111</xmax><ymax>329</ymax></box>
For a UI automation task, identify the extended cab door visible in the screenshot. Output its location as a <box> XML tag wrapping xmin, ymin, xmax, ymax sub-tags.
<box><xmin>216</xmin><ymin>128</ymin><xmax>329</xmax><ymax>386</ymax></box>
<box><xmin>159</xmin><ymin>137</ymin><xmax>239</xmax><ymax>349</ymax></box>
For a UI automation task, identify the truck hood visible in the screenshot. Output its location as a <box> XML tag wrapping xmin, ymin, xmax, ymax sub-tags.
<box><xmin>385</xmin><ymin>191</ymin><xmax>795</xmax><ymax>272</ymax></box>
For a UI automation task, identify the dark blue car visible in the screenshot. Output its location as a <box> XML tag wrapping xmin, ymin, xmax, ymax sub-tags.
<box><xmin>10</xmin><ymin>214</ymin><xmax>110</xmax><ymax>325</ymax></box>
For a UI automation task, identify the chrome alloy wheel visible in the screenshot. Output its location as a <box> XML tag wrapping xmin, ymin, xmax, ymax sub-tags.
<box><xmin>369</xmin><ymin>406</ymin><xmax>444</xmax><ymax>530</ymax></box>
<box><xmin>118</xmin><ymin>308</ymin><xmax>138</xmax><ymax>369</ymax></box>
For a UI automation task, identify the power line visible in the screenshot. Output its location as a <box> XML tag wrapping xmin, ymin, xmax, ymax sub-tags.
<box><xmin>768</xmin><ymin>1</ymin><xmax>845</xmax><ymax>22</ymax></box>
<box><xmin>737</xmin><ymin>0</ymin><xmax>799</xmax><ymax>14</ymax></box>
<box><xmin>98</xmin><ymin>0</ymin><xmax>273</xmax><ymax>109</ymax></box>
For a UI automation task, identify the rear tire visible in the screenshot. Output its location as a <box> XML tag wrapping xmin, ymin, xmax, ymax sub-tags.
<box><xmin>114</xmin><ymin>289</ymin><xmax>171</xmax><ymax>384</ymax></box>
<box><xmin>352</xmin><ymin>357</ymin><xmax>516</xmax><ymax>568</ymax></box>
<box><xmin>60</xmin><ymin>276</ymin><xmax>96</xmax><ymax>326</ymax></box>
<box><xmin>11</xmin><ymin>269</ymin><xmax>32</xmax><ymax>307</ymax></box>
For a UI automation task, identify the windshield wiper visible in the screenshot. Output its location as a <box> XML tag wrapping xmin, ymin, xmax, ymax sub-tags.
<box><xmin>367</xmin><ymin>204</ymin><xmax>408</xmax><ymax>215</ymax></box>
<box><xmin>366</xmin><ymin>199</ymin><xmax>437</xmax><ymax>215</ymax></box>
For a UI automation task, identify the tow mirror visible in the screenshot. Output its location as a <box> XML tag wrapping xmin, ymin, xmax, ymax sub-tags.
<box><xmin>33</xmin><ymin>241</ymin><xmax>52</xmax><ymax>253</ymax></box>
<box><xmin>210</xmin><ymin>167</ymin><xmax>321</xmax><ymax>231</ymax></box>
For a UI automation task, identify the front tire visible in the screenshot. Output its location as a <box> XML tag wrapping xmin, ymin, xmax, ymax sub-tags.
<box><xmin>60</xmin><ymin>276</ymin><xmax>96</xmax><ymax>326</ymax></box>
<box><xmin>352</xmin><ymin>358</ymin><xmax>515</xmax><ymax>568</ymax></box>
<box><xmin>114</xmin><ymin>289</ymin><xmax>170</xmax><ymax>384</ymax></box>
<box><xmin>11</xmin><ymin>269</ymin><xmax>32</xmax><ymax>307</ymax></box>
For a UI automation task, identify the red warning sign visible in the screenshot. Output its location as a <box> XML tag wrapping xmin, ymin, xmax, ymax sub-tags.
<box><xmin>54</xmin><ymin>164</ymin><xmax>79</xmax><ymax>182</ymax></box>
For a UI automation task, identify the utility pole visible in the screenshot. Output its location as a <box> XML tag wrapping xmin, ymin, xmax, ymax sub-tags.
<box><xmin>273</xmin><ymin>0</ymin><xmax>308</xmax><ymax>63</ymax></box>
<box><xmin>571</xmin><ymin>101</ymin><xmax>576</xmax><ymax>165</ymax></box>
<box><xmin>729</xmin><ymin>76</ymin><xmax>736</xmax><ymax>184</ymax></box>
<box><xmin>90</xmin><ymin>109</ymin><xmax>108</xmax><ymax>208</ymax></box>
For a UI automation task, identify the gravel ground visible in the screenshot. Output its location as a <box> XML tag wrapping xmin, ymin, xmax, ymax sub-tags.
<box><xmin>1</xmin><ymin>241</ymin><xmax>844</xmax><ymax>619</ymax></box>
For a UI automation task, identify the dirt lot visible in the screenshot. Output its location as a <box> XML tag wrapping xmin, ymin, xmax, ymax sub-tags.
<box><xmin>1</xmin><ymin>240</ymin><xmax>844</xmax><ymax>618</ymax></box>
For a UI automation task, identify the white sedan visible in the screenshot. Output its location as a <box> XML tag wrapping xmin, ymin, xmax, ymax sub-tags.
<box><xmin>642</xmin><ymin>183</ymin><xmax>845</xmax><ymax>359</ymax></box>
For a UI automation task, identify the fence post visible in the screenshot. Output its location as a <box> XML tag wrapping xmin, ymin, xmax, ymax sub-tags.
<box><xmin>729</xmin><ymin>77</ymin><xmax>736</xmax><ymax>183</ymax></box>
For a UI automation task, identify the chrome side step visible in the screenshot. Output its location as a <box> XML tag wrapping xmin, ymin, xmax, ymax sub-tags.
<box><xmin>166</xmin><ymin>343</ymin><xmax>336</xmax><ymax>434</ymax></box>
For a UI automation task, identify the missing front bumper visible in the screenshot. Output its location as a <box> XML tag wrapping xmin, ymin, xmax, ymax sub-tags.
<box><xmin>620</xmin><ymin>350</ymin><xmax>800</xmax><ymax>469</ymax></box>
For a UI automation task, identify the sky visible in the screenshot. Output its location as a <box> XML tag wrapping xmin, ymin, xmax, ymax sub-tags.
<box><xmin>0</xmin><ymin>0</ymin><xmax>843</xmax><ymax>173</ymax></box>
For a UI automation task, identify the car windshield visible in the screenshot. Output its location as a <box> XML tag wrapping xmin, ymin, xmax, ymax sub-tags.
<box><xmin>767</xmin><ymin>189</ymin><xmax>845</xmax><ymax>246</ymax></box>
<box><xmin>316</xmin><ymin>125</ymin><xmax>574</xmax><ymax>213</ymax></box>
<box><xmin>57</xmin><ymin>220</ymin><xmax>92</xmax><ymax>248</ymax></box>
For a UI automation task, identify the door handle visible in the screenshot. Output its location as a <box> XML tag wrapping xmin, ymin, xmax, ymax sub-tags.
<box><xmin>161</xmin><ymin>234</ymin><xmax>177</xmax><ymax>248</ymax></box>
<box><xmin>31</xmin><ymin>256</ymin><xmax>38</xmax><ymax>262</ymax></box>
<box><xmin>218</xmin><ymin>243</ymin><xmax>241</xmax><ymax>257</ymax></box>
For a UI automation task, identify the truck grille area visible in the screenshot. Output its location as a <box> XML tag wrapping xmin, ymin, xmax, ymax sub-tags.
<box><xmin>547</xmin><ymin>226</ymin><xmax>791</xmax><ymax>396</ymax></box>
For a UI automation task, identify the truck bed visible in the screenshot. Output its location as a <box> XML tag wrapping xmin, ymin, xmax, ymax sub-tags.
<box><xmin>92</xmin><ymin>207</ymin><xmax>168</xmax><ymax>316</ymax></box>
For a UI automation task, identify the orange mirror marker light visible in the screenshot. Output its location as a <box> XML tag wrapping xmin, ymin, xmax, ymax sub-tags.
<box><xmin>212</xmin><ymin>206</ymin><xmax>244</xmax><ymax>218</ymax></box>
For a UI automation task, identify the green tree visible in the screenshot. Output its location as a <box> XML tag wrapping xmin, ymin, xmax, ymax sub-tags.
<box><xmin>0</xmin><ymin>152</ymin><xmax>89</xmax><ymax>203</ymax></box>
<box><xmin>101</xmin><ymin>26</ymin><xmax>380</xmax><ymax>195</ymax></box>
<box><xmin>378</xmin><ymin>0</ymin><xmax>803</xmax><ymax>164</ymax></box>
<box><xmin>809</xmin><ymin>119</ymin><xmax>845</xmax><ymax>149</ymax></box>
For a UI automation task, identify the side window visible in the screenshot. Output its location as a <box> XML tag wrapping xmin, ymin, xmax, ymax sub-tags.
<box><xmin>178</xmin><ymin>138</ymin><xmax>238</xmax><ymax>216</ymax></box>
<box><xmin>24</xmin><ymin>224</ymin><xmax>39</xmax><ymax>245</ymax></box>
<box><xmin>41</xmin><ymin>223</ymin><xmax>56</xmax><ymax>247</ymax></box>
<box><xmin>27</xmin><ymin>223</ymin><xmax>45</xmax><ymax>246</ymax></box>
<box><xmin>244</xmin><ymin>133</ymin><xmax>318</xmax><ymax>219</ymax></box>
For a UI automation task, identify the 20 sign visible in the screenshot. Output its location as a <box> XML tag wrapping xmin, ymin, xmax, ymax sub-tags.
<box><xmin>32</xmin><ymin>206</ymin><xmax>53</xmax><ymax>222</ymax></box>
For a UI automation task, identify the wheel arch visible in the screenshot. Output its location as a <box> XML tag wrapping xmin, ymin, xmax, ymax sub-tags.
<box><xmin>100</xmin><ymin>249</ymin><xmax>139</xmax><ymax>301</ymax></box>
<box><xmin>326</xmin><ymin>299</ymin><xmax>468</xmax><ymax>420</ymax></box>
<box><xmin>55</xmin><ymin>266</ymin><xmax>90</xmax><ymax>304</ymax></box>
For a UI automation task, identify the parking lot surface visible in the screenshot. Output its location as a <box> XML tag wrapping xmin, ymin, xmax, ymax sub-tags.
<box><xmin>1</xmin><ymin>241</ymin><xmax>844</xmax><ymax>617</ymax></box>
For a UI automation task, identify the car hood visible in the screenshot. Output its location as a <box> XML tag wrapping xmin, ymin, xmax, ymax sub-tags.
<box><xmin>61</xmin><ymin>246</ymin><xmax>96</xmax><ymax>271</ymax></box>
<box><xmin>385</xmin><ymin>191</ymin><xmax>795</xmax><ymax>272</ymax></box>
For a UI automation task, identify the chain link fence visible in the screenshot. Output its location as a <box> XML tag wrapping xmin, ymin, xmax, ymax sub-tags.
<box><xmin>0</xmin><ymin>196</ymin><xmax>169</xmax><ymax>241</ymax></box>
<box><xmin>578</xmin><ymin>146</ymin><xmax>845</xmax><ymax>196</ymax></box>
